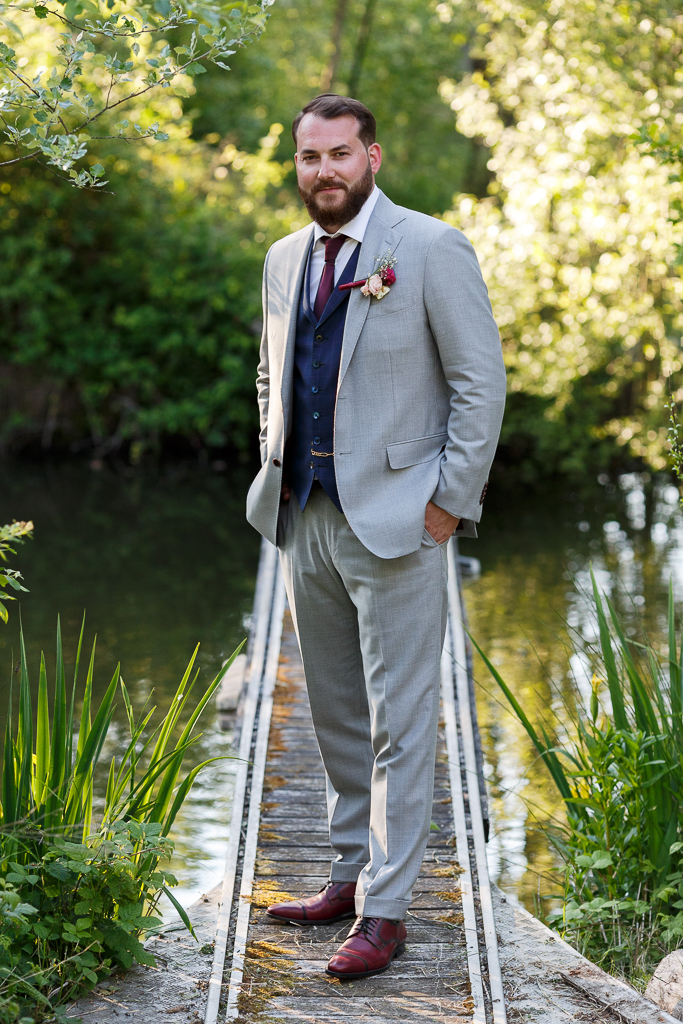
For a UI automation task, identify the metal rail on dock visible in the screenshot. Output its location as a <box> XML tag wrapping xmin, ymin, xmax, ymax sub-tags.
<box><xmin>206</xmin><ymin>536</ymin><xmax>506</xmax><ymax>1023</ymax></box>
<box><xmin>443</xmin><ymin>540</ymin><xmax>506</xmax><ymax>1024</ymax></box>
<box><xmin>205</xmin><ymin>539</ymin><xmax>284</xmax><ymax>1024</ymax></box>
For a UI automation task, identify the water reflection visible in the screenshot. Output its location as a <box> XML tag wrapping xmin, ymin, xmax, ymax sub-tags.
<box><xmin>0</xmin><ymin>462</ymin><xmax>260</xmax><ymax>914</ymax></box>
<box><xmin>462</xmin><ymin>474</ymin><xmax>683</xmax><ymax>917</ymax></box>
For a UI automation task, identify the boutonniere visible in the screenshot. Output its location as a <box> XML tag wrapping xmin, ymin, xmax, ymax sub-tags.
<box><xmin>339</xmin><ymin>250</ymin><xmax>397</xmax><ymax>301</ymax></box>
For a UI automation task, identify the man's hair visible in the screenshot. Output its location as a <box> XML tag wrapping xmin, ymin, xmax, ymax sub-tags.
<box><xmin>292</xmin><ymin>94</ymin><xmax>377</xmax><ymax>148</ymax></box>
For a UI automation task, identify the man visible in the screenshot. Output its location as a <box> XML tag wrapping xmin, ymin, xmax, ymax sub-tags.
<box><xmin>246</xmin><ymin>94</ymin><xmax>506</xmax><ymax>980</ymax></box>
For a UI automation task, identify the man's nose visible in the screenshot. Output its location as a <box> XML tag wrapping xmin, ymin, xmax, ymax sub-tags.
<box><xmin>317</xmin><ymin>157</ymin><xmax>336</xmax><ymax>179</ymax></box>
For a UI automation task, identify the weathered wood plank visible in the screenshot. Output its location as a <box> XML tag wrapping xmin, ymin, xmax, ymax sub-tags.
<box><xmin>249</xmin><ymin>923</ymin><xmax>464</xmax><ymax>944</ymax></box>
<box><xmin>252</xmin><ymin>872</ymin><xmax>461</xmax><ymax>896</ymax></box>
<box><xmin>559</xmin><ymin>964</ymin><xmax>679</xmax><ymax>1024</ymax></box>
<box><xmin>264</xmin><ymin>996</ymin><xmax>472</xmax><ymax>1022</ymax></box>
<box><xmin>248</xmin><ymin>975</ymin><xmax>471</xmax><ymax>998</ymax></box>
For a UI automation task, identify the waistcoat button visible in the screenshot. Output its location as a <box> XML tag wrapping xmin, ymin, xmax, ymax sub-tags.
<box><xmin>311</xmin><ymin>386</ymin><xmax>319</xmax><ymax>394</ymax></box>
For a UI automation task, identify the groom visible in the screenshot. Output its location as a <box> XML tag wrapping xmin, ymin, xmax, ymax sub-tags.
<box><xmin>246</xmin><ymin>94</ymin><xmax>506</xmax><ymax>979</ymax></box>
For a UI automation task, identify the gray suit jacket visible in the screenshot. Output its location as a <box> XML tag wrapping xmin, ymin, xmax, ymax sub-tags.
<box><xmin>246</xmin><ymin>190</ymin><xmax>506</xmax><ymax>559</ymax></box>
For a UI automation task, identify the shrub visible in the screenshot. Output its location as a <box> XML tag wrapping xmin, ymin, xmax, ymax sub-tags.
<box><xmin>0</xmin><ymin>620</ymin><xmax>242</xmax><ymax>1020</ymax></box>
<box><xmin>475</xmin><ymin>572</ymin><xmax>683</xmax><ymax>983</ymax></box>
<box><xmin>0</xmin><ymin>523</ymin><xmax>32</xmax><ymax>625</ymax></box>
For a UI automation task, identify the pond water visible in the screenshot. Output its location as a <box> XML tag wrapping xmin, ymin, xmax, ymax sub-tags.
<box><xmin>2</xmin><ymin>462</ymin><xmax>681</xmax><ymax>921</ymax></box>
<box><xmin>0</xmin><ymin>462</ymin><xmax>260</xmax><ymax>916</ymax></box>
<box><xmin>460</xmin><ymin>471</ymin><xmax>683</xmax><ymax>918</ymax></box>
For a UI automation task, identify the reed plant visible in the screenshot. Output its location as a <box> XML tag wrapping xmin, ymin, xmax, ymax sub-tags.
<box><xmin>474</xmin><ymin>572</ymin><xmax>683</xmax><ymax>983</ymax></box>
<box><xmin>0</xmin><ymin>619</ymin><xmax>243</xmax><ymax>1021</ymax></box>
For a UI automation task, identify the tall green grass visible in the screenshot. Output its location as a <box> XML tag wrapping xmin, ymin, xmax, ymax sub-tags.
<box><xmin>0</xmin><ymin>620</ymin><xmax>244</xmax><ymax>1019</ymax></box>
<box><xmin>474</xmin><ymin>571</ymin><xmax>683</xmax><ymax>981</ymax></box>
<box><xmin>2</xmin><ymin>617</ymin><xmax>242</xmax><ymax>856</ymax></box>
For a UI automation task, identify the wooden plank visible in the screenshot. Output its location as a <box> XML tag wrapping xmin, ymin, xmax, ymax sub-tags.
<box><xmin>266</xmin><ymin>997</ymin><xmax>472</xmax><ymax>1021</ymax></box>
<box><xmin>252</xmin><ymin>873</ymin><xmax>461</xmax><ymax>896</ymax></box>
<box><xmin>249</xmin><ymin>923</ymin><xmax>464</xmax><ymax>943</ymax></box>
<box><xmin>559</xmin><ymin>965</ymin><xmax>679</xmax><ymax>1024</ymax></box>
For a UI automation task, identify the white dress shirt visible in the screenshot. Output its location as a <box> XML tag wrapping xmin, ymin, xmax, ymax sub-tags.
<box><xmin>308</xmin><ymin>185</ymin><xmax>380</xmax><ymax>305</ymax></box>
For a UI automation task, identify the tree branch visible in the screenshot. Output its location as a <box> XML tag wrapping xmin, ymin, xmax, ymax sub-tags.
<box><xmin>4</xmin><ymin>4</ymin><xmax>197</xmax><ymax>39</ymax></box>
<box><xmin>73</xmin><ymin>52</ymin><xmax>213</xmax><ymax>129</ymax></box>
<box><xmin>0</xmin><ymin>150</ymin><xmax>40</xmax><ymax>166</ymax></box>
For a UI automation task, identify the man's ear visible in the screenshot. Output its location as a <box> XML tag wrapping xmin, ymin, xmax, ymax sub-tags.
<box><xmin>368</xmin><ymin>143</ymin><xmax>382</xmax><ymax>175</ymax></box>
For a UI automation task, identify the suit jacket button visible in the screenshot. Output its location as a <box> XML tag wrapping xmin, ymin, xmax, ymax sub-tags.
<box><xmin>272</xmin><ymin>458</ymin><xmax>281</xmax><ymax>467</ymax></box>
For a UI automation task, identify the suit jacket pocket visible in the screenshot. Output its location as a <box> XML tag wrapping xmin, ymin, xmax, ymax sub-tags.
<box><xmin>386</xmin><ymin>432</ymin><xmax>448</xmax><ymax>470</ymax></box>
<box><xmin>366</xmin><ymin>297</ymin><xmax>415</xmax><ymax>318</ymax></box>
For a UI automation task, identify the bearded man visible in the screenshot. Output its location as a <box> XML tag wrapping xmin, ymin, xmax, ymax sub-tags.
<box><xmin>246</xmin><ymin>94</ymin><xmax>506</xmax><ymax>979</ymax></box>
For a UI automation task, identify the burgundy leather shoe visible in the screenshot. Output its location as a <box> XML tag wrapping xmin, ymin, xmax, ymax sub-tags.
<box><xmin>266</xmin><ymin>881</ymin><xmax>356</xmax><ymax>925</ymax></box>
<box><xmin>326</xmin><ymin>916</ymin><xmax>407</xmax><ymax>979</ymax></box>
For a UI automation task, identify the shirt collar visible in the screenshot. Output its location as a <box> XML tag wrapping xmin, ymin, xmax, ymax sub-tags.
<box><xmin>312</xmin><ymin>185</ymin><xmax>380</xmax><ymax>247</ymax></box>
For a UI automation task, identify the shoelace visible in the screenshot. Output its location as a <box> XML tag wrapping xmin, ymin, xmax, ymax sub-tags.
<box><xmin>356</xmin><ymin>916</ymin><xmax>381</xmax><ymax>936</ymax></box>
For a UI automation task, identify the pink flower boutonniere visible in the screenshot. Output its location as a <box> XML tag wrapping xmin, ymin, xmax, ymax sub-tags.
<box><xmin>339</xmin><ymin>250</ymin><xmax>397</xmax><ymax>301</ymax></box>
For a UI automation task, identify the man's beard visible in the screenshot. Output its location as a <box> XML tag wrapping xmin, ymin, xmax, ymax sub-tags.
<box><xmin>299</xmin><ymin>161</ymin><xmax>374</xmax><ymax>231</ymax></box>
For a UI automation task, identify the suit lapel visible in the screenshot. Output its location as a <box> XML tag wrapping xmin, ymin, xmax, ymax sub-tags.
<box><xmin>279</xmin><ymin>227</ymin><xmax>314</xmax><ymax>423</ymax></box>
<box><xmin>302</xmin><ymin>245</ymin><xmax>317</xmax><ymax>326</ymax></box>
<box><xmin>338</xmin><ymin>195</ymin><xmax>405</xmax><ymax>385</ymax></box>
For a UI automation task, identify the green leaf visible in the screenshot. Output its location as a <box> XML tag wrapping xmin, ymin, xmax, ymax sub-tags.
<box><xmin>185</xmin><ymin>63</ymin><xmax>207</xmax><ymax>75</ymax></box>
<box><xmin>161</xmin><ymin>884</ymin><xmax>197</xmax><ymax>939</ymax></box>
<box><xmin>34</xmin><ymin>3</ymin><xmax>49</xmax><ymax>16</ymax></box>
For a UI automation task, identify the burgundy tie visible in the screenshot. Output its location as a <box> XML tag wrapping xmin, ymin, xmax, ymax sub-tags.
<box><xmin>314</xmin><ymin>234</ymin><xmax>347</xmax><ymax>321</ymax></box>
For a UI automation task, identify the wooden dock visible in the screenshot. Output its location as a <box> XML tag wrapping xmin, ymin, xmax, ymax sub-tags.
<box><xmin>202</xmin><ymin>539</ymin><xmax>505</xmax><ymax>1024</ymax></box>
<box><xmin>237</xmin><ymin>610</ymin><xmax>473</xmax><ymax>1022</ymax></box>
<box><xmin>69</xmin><ymin>539</ymin><xmax>681</xmax><ymax>1024</ymax></box>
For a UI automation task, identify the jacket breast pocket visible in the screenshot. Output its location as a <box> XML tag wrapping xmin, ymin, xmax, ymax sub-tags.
<box><xmin>386</xmin><ymin>432</ymin><xmax>448</xmax><ymax>470</ymax></box>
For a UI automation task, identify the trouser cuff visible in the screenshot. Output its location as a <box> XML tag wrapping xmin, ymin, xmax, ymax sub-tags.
<box><xmin>329</xmin><ymin>862</ymin><xmax>365</xmax><ymax>883</ymax></box>
<box><xmin>355</xmin><ymin>894</ymin><xmax>410</xmax><ymax>921</ymax></box>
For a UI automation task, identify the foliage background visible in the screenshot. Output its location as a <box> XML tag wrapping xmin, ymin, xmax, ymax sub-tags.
<box><xmin>2</xmin><ymin>0</ymin><xmax>683</xmax><ymax>481</ymax></box>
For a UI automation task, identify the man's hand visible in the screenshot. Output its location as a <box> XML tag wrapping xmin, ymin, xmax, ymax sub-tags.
<box><xmin>424</xmin><ymin>501</ymin><xmax>459</xmax><ymax>545</ymax></box>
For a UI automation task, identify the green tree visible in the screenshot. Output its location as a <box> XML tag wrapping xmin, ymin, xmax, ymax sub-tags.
<box><xmin>441</xmin><ymin>0</ymin><xmax>683</xmax><ymax>480</ymax></box>
<box><xmin>187</xmin><ymin>0</ymin><xmax>487</xmax><ymax>215</ymax></box>
<box><xmin>0</xmin><ymin>124</ymin><xmax>301</xmax><ymax>458</ymax></box>
<box><xmin>0</xmin><ymin>0</ymin><xmax>494</xmax><ymax>459</ymax></box>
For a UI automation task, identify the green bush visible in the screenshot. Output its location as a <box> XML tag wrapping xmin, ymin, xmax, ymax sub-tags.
<box><xmin>0</xmin><ymin>823</ymin><xmax>176</xmax><ymax>1023</ymax></box>
<box><xmin>0</xmin><ymin>524</ymin><xmax>32</xmax><ymax>625</ymax></box>
<box><xmin>0</xmin><ymin>135</ymin><xmax>299</xmax><ymax>460</ymax></box>
<box><xmin>0</xmin><ymin>619</ymin><xmax>243</xmax><ymax>1019</ymax></box>
<box><xmin>475</xmin><ymin>573</ymin><xmax>683</xmax><ymax>983</ymax></box>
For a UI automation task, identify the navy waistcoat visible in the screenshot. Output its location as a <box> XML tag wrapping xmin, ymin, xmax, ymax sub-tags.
<box><xmin>289</xmin><ymin>241</ymin><xmax>361</xmax><ymax>512</ymax></box>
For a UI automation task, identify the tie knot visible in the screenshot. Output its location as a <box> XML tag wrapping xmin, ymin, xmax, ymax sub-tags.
<box><xmin>323</xmin><ymin>234</ymin><xmax>347</xmax><ymax>263</ymax></box>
